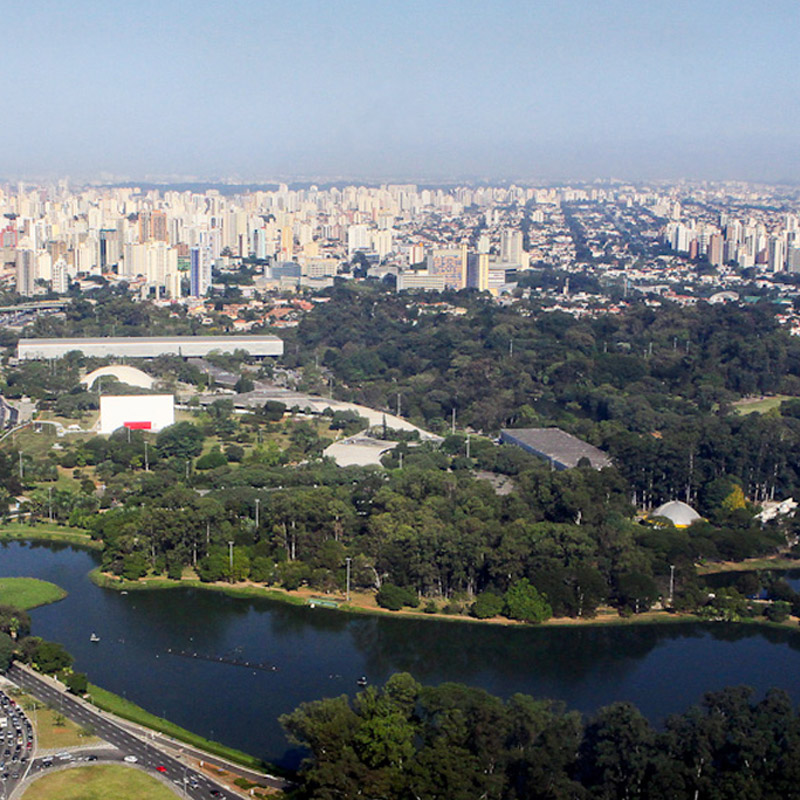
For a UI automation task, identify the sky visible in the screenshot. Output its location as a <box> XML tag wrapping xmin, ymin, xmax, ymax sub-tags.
<box><xmin>5</xmin><ymin>0</ymin><xmax>800</xmax><ymax>183</ymax></box>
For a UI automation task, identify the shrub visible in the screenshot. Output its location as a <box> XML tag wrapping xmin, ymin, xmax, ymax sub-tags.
<box><xmin>375</xmin><ymin>584</ymin><xmax>417</xmax><ymax>611</ymax></box>
<box><xmin>166</xmin><ymin>561</ymin><xmax>183</xmax><ymax>581</ymax></box>
<box><xmin>471</xmin><ymin>591</ymin><xmax>504</xmax><ymax>619</ymax></box>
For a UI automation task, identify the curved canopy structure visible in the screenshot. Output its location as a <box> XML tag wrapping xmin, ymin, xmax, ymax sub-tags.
<box><xmin>81</xmin><ymin>365</ymin><xmax>155</xmax><ymax>391</ymax></box>
<box><xmin>652</xmin><ymin>500</ymin><xmax>702</xmax><ymax>528</ymax></box>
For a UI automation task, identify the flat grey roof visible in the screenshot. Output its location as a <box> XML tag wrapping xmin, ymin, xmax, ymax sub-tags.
<box><xmin>500</xmin><ymin>427</ymin><xmax>612</xmax><ymax>470</ymax></box>
<box><xmin>18</xmin><ymin>335</ymin><xmax>282</xmax><ymax>345</ymax></box>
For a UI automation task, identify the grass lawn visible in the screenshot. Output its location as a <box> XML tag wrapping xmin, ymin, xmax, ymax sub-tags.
<box><xmin>20</xmin><ymin>764</ymin><xmax>179</xmax><ymax>800</ymax></box>
<box><xmin>697</xmin><ymin>556</ymin><xmax>800</xmax><ymax>575</ymax></box>
<box><xmin>86</xmin><ymin>683</ymin><xmax>269</xmax><ymax>773</ymax></box>
<box><xmin>732</xmin><ymin>395</ymin><xmax>793</xmax><ymax>415</ymax></box>
<box><xmin>0</xmin><ymin>577</ymin><xmax>66</xmax><ymax>609</ymax></box>
<box><xmin>13</xmin><ymin>690</ymin><xmax>99</xmax><ymax>749</ymax></box>
<box><xmin>0</xmin><ymin>523</ymin><xmax>101</xmax><ymax>550</ymax></box>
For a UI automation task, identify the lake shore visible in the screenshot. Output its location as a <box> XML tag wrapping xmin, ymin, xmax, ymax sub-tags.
<box><xmin>89</xmin><ymin>567</ymin><xmax>705</xmax><ymax>629</ymax></box>
<box><xmin>7</xmin><ymin>525</ymin><xmax>800</xmax><ymax>631</ymax></box>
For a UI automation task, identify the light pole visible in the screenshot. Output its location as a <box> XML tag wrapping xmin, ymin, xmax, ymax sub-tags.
<box><xmin>669</xmin><ymin>564</ymin><xmax>675</xmax><ymax>606</ymax></box>
<box><xmin>185</xmin><ymin>460</ymin><xmax>190</xmax><ymax>482</ymax></box>
<box><xmin>255</xmin><ymin>498</ymin><xmax>260</xmax><ymax>530</ymax></box>
<box><xmin>346</xmin><ymin>557</ymin><xmax>351</xmax><ymax>602</ymax></box>
<box><xmin>144</xmin><ymin>440</ymin><xmax>149</xmax><ymax>471</ymax></box>
<box><xmin>228</xmin><ymin>541</ymin><xmax>234</xmax><ymax>581</ymax></box>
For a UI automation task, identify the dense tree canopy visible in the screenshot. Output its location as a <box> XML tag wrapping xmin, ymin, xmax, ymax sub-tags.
<box><xmin>282</xmin><ymin>674</ymin><xmax>800</xmax><ymax>800</ymax></box>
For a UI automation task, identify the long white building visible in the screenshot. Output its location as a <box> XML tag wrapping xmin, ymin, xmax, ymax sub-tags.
<box><xmin>17</xmin><ymin>335</ymin><xmax>283</xmax><ymax>360</ymax></box>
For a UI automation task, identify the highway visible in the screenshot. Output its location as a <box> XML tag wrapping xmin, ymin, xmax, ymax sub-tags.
<box><xmin>6</xmin><ymin>664</ymin><xmax>288</xmax><ymax>798</ymax></box>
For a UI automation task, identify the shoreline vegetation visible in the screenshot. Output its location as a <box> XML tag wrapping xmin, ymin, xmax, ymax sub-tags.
<box><xmin>6</xmin><ymin>522</ymin><xmax>800</xmax><ymax>629</ymax></box>
<box><xmin>88</xmin><ymin>563</ymin><xmax>800</xmax><ymax>632</ymax></box>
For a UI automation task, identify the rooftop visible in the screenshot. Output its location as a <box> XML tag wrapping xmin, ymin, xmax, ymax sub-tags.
<box><xmin>500</xmin><ymin>427</ymin><xmax>612</xmax><ymax>470</ymax></box>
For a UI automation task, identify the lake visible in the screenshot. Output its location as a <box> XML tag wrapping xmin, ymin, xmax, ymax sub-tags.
<box><xmin>4</xmin><ymin>540</ymin><xmax>800</xmax><ymax>769</ymax></box>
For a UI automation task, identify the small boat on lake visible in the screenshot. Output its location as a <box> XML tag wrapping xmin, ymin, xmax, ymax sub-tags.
<box><xmin>89</xmin><ymin>633</ymin><xmax>100</xmax><ymax>643</ymax></box>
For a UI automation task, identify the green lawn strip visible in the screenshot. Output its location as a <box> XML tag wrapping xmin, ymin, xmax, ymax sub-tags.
<box><xmin>0</xmin><ymin>523</ymin><xmax>101</xmax><ymax>550</ymax></box>
<box><xmin>86</xmin><ymin>683</ymin><xmax>273</xmax><ymax>773</ymax></box>
<box><xmin>732</xmin><ymin>395</ymin><xmax>793</xmax><ymax>415</ymax></box>
<box><xmin>20</xmin><ymin>763</ymin><xmax>179</xmax><ymax>800</ymax></box>
<box><xmin>0</xmin><ymin>577</ymin><xmax>66</xmax><ymax>609</ymax></box>
<box><xmin>697</xmin><ymin>558</ymin><xmax>800</xmax><ymax>575</ymax></box>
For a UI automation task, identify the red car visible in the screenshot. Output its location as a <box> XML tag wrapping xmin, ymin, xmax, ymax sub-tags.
<box><xmin>156</xmin><ymin>765</ymin><xmax>167</xmax><ymax>773</ymax></box>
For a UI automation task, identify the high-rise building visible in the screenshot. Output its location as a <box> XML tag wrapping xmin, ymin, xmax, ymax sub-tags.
<box><xmin>425</xmin><ymin>244</ymin><xmax>467</xmax><ymax>289</ymax></box>
<box><xmin>151</xmin><ymin>210</ymin><xmax>168</xmax><ymax>242</ymax></box>
<box><xmin>347</xmin><ymin>224</ymin><xmax>370</xmax><ymax>257</ymax></box>
<box><xmin>52</xmin><ymin>257</ymin><xmax>69</xmax><ymax>293</ymax></box>
<box><xmin>15</xmin><ymin>249</ymin><xmax>36</xmax><ymax>296</ymax></box>
<box><xmin>708</xmin><ymin>234</ymin><xmax>724</xmax><ymax>267</ymax></box>
<box><xmin>190</xmin><ymin>245</ymin><xmax>212</xmax><ymax>297</ymax></box>
<box><xmin>500</xmin><ymin>229</ymin><xmax>523</xmax><ymax>266</ymax></box>
<box><xmin>467</xmin><ymin>253</ymin><xmax>489</xmax><ymax>291</ymax></box>
<box><xmin>768</xmin><ymin>236</ymin><xmax>786</xmax><ymax>272</ymax></box>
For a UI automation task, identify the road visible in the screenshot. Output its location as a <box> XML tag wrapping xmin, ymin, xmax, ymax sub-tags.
<box><xmin>0</xmin><ymin>686</ymin><xmax>35</xmax><ymax>800</ymax></box>
<box><xmin>6</xmin><ymin>664</ymin><xmax>289</xmax><ymax>798</ymax></box>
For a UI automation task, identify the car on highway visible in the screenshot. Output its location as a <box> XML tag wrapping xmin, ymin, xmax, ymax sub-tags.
<box><xmin>123</xmin><ymin>755</ymin><xmax>138</xmax><ymax>763</ymax></box>
<box><xmin>156</xmin><ymin>765</ymin><xmax>167</xmax><ymax>773</ymax></box>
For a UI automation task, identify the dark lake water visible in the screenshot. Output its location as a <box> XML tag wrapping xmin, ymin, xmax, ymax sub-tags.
<box><xmin>4</xmin><ymin>540</ymin><xmax>800</xmax><ymax>769</ymax></box>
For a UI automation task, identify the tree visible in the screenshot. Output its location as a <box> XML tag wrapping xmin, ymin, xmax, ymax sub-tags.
<box><xmin>262</xmin><ymin>401</ymin><xmax>286</xmax><ymax>422</ymax></box>
<box><xmin>615</xmin><ymin>572</ymin><xmax>659</xmax><ymax>614</ymax></box>
<box><xmin>64</xmin><ymin>671</ymin><xmax>88</xmax><ymax>695</ymax></box>
<box><xmin>503</xmin><ymin>579</ymin><xmax>552</xmax><ymax>624</ymax></box>
<box><xmin>0</xmin><ymin>632</ymin><xmax>13</xmax><ymax>672</ymax></box>
<box><xmin>156</xmin><ymin>422</ymin><xmax>204</xmax><ymax>459</ymax></box>
<box><xmin>580</xmin><ymin>702</ymin><xmax>655</xmax><ymax>799</ymax></box>
<box><xmin>196</xmin><ymin>446</ymin><xmax>228</xmax><ymax>470</ymax></box>
<box><xmin>0</xmin><ymin>606</ymin><xmax>31</xmax><ymax>640</ymax></box>
<box><xmin>765</xmin><ymin>600</ymin><xmax>791</xmax><ymax>623</ymax></box>
<box><xmin>33</xmin><ymin>640</ymin><xmax>73</xmax><ymax>673</ymax></box>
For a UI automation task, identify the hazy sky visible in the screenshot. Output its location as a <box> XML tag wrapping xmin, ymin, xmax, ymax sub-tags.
<box><xmin>6</xmin><ymin>0</ymin><xmax>800</xmax><ymax>182</ymax></box>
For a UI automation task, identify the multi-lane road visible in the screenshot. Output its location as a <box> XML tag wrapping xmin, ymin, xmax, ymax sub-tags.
<box><xmin>7</xmin><ymin>664</ymin><xmax>289</xmax><ymax>798</ymax></box>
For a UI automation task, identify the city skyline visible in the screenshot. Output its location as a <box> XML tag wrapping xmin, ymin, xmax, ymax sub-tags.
<box><xmin>5</xmin><ymin>1</ymin><xmax>800</xmax><ymax>183</ymax></box>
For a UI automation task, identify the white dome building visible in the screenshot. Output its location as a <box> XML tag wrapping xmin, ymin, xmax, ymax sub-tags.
<box><xmin>651</xmin><ymin>500</ymin><xmax>702</xmax><ymax>528</ymax></box>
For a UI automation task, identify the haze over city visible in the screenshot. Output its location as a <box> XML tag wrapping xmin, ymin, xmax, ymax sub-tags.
<box><xmin>6</xmin><ymin>0</ymin><xmax>800</xmax><ymax>183</ymax></box>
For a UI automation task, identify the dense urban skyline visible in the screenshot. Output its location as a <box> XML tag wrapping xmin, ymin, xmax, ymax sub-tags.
<box><xmin>5</xmin><ymin>1</ymin><xmax>800</xmax><ymax>183</ymax></box>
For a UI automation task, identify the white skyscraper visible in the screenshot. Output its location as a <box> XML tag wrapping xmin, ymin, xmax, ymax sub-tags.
<box><xmin>52</xmin><ymin>257</ymin><xmax>69</xmax><ymax>293</ymax></box>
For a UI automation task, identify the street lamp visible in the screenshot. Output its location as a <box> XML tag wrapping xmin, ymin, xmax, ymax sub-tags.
<box><xmin>255</xmin><ymin>498</ymin><xmax>260</xmax><ymax>530</ymax></box>
<box><xmin>669</xmin><ymin>564</ymin><xmax>675</xmax><ymax>606</ymax></box>
<box><xmin>228</xmin><ymin>541</ymin><xmax>234</xmax><ymax>581</ymax></box>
